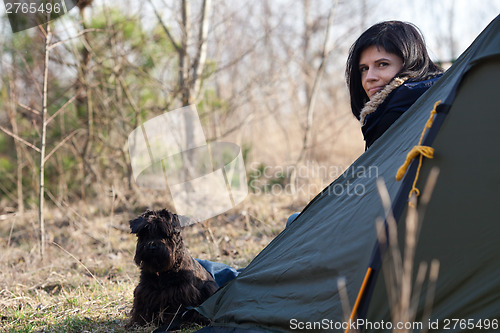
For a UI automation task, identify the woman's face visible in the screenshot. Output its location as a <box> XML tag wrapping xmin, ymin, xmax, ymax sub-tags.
<box><xmin>359</xmin><ymin>45</ymin><xmax>404</xmax><ymax>100</ymax></box>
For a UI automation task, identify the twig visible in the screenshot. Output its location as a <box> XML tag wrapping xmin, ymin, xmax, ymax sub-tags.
<box><xmin>204</xmin><ymin>223</ymin><xmax>221</xmax><ymax>257</ymax></box>
<box><xmin>46</xmin><ymin>93</ymin><xmax>80</xmax><ymax>124</ymax></box>
<box><xmin>147</xmin><ymin>0</ymin><xmax>181</xmax><ymax>52</ymax></box>
<box><xmin>0</xmin><ymin>180</ymin><xmax>19</xmax><ymax>203</ymax></box>
<box><xmin>52</xmin><ymin>242</ymin><xmax>104</xmax><ymax>287</ymax></box>
<box><xmin>296</xmin><ymin>0</ymin><xmax>337</xmax><ymax>164</ymax></box>
<box><xmin>0</xmin><ymin>125</ymin><xmax>41</xmax><ymax>152</ymax></box>
<box><xmin>44</xmin><ymin>129</ymin><xmax>82</xmax><ymax>163</ymax></box>
<box><xmin>421</xmin><ymin>260</ymin><xmax>440</xmax><ymax>333</ymax></box>
<box><xmin>45</xmin><ymin>190</ymin><xmax>81</xmax><ymax>229</ymax></box>
<box><xmin>17</xmin><ymin>102</ymin><xmax>41</xmax><ymax>115</ymax></box>
<box><xmin>401</xmin><ymin>196</ymin><xmax>418</xmax><ymax>325</ymax></box>
<box><xmin>48</xmin><ymin>28</ymin><xmax>103</xmax><ymax>50</ymax></box>
<box><xmin>166</xmin><ymin>304</ymin><xmax>183</xmax><ymax>331</ymax></box>
<box><xmin>375</xmin><ymin>167</ymin><xmax>441</xmax><ymax>330</ymax></box>
<box><xmin>376</xmin><ymin>178</ymin><xmax>403</xmax><ymax>297</ymax></box>
<box><xmin>7</xmin><ymin>214</ymin><xmax>16</xmax><ymax>249</ymax></box>
<box><xmin>409</xmin><ymin>261</ymin><xmax>428</xmax><ymax>321</ymax></box>
<box><xmin>337</xmin><ymin>277</ymin><xmax>352</xmax><ymax>324</ymax></box>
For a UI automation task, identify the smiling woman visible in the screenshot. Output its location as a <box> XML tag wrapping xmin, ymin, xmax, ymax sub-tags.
<box><xmin>359</xmin><ymin>45</ymin><xmax>404</xmax><ymax>99</ymax></box>
<box><xmin>346</xmin><ymin>21</ymin><xmax>443</xmax><ymax>149</ymax></box>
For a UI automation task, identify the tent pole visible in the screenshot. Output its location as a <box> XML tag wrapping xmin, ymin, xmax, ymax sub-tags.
<box><xmin>345</xmin><ymin>267</ymin><xmax>372</xmax><ymax>333</ymax></box>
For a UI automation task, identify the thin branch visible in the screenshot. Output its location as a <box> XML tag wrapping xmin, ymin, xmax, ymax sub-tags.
<box><xmin>421</xmin><ymin>260</ymin><xmax>440</xmax><ymax>333</ymax></box>
<box><xmin>192</xmin><ymin>0</ymin><xmax>212</xmax><ymax>98</ymax></box>
<box><xmin>337</xmin><ymin>277</ymin><xmax>352</xmax><ymax>324</ymax></box>
<box><xmin>0</xmin><ymin>180</ymin><xmax>18</xmax><ymax>203</ymax></box>
<box><xmin>17</xmin><ymin>102</ymin><xmax>41</xmax><ymax>116</ymax></box>
<box><xmin>296</xmin><ymin>1</ymin><xmax>337</xmax><ymax>163</ymax></box>
<box><xmin>46</xmin><ymin>92</ymin><xmax>80</xmax><ymax>124</ymax></box>
<box><xmin>12</xmin><ymin>48</ymin><xmax>43</xmax><ymax>98</ymax></box>
<box><xmin>44</xmin><ymin>129</ymin><xmax>82</xmax><ymax>163</ymax></box>
<box><xmin>38</xmin><ymin>22</ymin><xmax>47</xmax><ymax>39</ymax></box>
<box><xmin>118</xmin><ymin>76</ymin><xmax>140</xmax><ymax>115</ymax></box>
<box><xmin>147</xmin><ymin>0</ymin><xmax>181</xmax><ymax>52</ymax></box>
<box><xmin>48</xmin><ymin>28</ymin><xmax>103</xmax><ymax>50</ymax></box>
<box><xmin>206</xmin><ymin>113</ymin><xmax>255</xmax><ymax>143</ymax></box>
<box><xmin>0</xmin><ymin>125</ymin><xmax>41</xmax><ymax>152</ymax></box>
<box><xmin>208</xmin><ymin>5</ymin><xmax>291</xmax><ymax>78</ymax></box>
<box><xmin>52</xmin><ymin>242</ymin><xmax>104</xmax><ymax>287</ymax></box>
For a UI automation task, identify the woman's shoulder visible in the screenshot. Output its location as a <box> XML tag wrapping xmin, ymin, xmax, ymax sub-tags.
<box><xmin>397</xmin><ymin>74</ymin><xmax>443</xmax><ymax>95</ymax></box>
<box><xmin>359</xmin><ymin>74</ymin><xmax>442</xmax><ymax>126</ymax></box>
<box><xmin>385</xmin><ymin>74</ymin><xmax>442</xmax><ymax>108</ymax></box>
<box><xmin>361</xmin><ymin>74</ymin><xmax>442</xmax><ymax>148</ymax></box>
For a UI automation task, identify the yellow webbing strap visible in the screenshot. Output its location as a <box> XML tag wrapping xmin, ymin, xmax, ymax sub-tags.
<box><xmin>345</xmin><ymin>101</ymin><xmax>442</xmax><ymax>331</ymax></box>
<box><xmin>395</xmin><ymin>100</ymin><xmax>441</xmax><ymax>203</ymax></box>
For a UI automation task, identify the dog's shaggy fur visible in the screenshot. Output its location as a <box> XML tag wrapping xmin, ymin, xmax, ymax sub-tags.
<box><xmin>128</xmin><ymin>209</ymin><xmax>218</xmax><ymax>328</ymax></box>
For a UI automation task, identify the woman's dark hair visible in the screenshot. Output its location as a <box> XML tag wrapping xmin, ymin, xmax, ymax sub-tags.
<box><xmin>346</xmin><ymin>21</ymin><xmax>443</xmax><ymax>119</ymax></box>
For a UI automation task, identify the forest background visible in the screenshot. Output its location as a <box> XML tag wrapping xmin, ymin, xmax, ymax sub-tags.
<box><xmin>0</xmin><ymin>0</ymin><xmax>498</xmax><ymax>332</ymax></box>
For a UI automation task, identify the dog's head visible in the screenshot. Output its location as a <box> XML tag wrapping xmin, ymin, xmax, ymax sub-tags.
<box><xmin>130</xmin><ymin>209</ymin><xmax>184</xmax><ymax>273</ymax></box>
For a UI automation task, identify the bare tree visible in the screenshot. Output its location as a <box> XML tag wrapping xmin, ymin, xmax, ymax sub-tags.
<box><xmin>38</xmin><ymin>22</ymin><xmax>52</xmax><ymax>259</ymax></box>
<box><xmin>75</xmin><ymin>0</ymin><xmax>95</xmax><ymax>199</ymax></box>
<box><xmin>148</xmin><ymin>0</ymin><xmax>212</xmax><ymax>106</ymax></box>
<box><xmin>286</xmin><ymin>1</ymin><xmax>337</xmax><ymax>192</ymax></box>
<box><xmin>0</xmin><ymin>22</ymin><xmax>89</xmax><ymax>259</ymax></box>
<box><xmin>296</xmin><ymin>0</ymin><xmax>337</xmax><ymax>164</ymax></box>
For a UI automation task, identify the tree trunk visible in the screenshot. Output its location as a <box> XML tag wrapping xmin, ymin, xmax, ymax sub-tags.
<box><xmin>39</xmin><ymin>23</ymin><xmax>52</xmax><ymax>260</ymax></box>
<box><xmin>7</xmin><ymin>70</ymin><xmax>24</xmax><ymax>214</ymax></box>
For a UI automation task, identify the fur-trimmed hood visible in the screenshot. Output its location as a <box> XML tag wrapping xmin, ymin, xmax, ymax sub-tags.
<box><xmin>359</xmin><ymin>77</ymin><xmax>409</xmax><ymax>126</ymax></box>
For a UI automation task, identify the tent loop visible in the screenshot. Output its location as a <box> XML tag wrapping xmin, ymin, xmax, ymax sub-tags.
<box><xmin>396</xmin><ymin>100</ymin><xmax>441</xmax><ymax>206</ymax></box>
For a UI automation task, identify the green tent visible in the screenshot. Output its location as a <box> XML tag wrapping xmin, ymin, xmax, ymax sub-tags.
<box><xmin>195</xmin><ymin>14</ymin><xmax>500</xmax><ymax>333</ymax></box>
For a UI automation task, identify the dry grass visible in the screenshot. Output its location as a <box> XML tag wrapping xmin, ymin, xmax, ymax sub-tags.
<box><xmin>0</xmin><ymin>191</ymin><xmax>308</xmax><ymax>333</ymax></box>
<box><xmin>0</xmin><ymin>117</ymin><xmax>361</xmax><ymax>332</ymax></box>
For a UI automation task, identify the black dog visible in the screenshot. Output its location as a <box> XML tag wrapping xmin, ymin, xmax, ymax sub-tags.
<box><xmin>129</xmin><ymin>209</ymin><xmax>218</xmax><ymax>329</ymax></box>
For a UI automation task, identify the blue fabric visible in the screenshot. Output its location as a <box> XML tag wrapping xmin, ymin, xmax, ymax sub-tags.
<box><xmin>196</xmin><ymin>259</ymin><xmax>241</xmax><ymax>287</ymax></box>
<box><xmin>286</xmin><ymin>212</ymin><xmax>300</xmax><ymax>227</ymax></box>
<box><xmin>363</xmin><ymin>75</ymin><xmax>442</xmax><ymax>148</ymax></box>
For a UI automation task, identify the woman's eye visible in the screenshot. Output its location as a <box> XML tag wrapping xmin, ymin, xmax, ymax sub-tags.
<box><xmin>379</xmin><ymin>62</ymin><xmax>389</xmax><ymax>67</ymax></box>
<box><xmin>360</xmin><ymin>66</ymin><xmax>368</xmax><ymax>72</ymax></box>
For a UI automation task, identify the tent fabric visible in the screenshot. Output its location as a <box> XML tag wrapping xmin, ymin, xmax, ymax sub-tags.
<box><xmin>366</xmin><ymin>56</ymin><xmax>500</xmax><ymax>331</ymax></box>
<box><xmin>196</xmin><ymin>14</ymin><xmax>500</xmax><ymax>333</ymax></box>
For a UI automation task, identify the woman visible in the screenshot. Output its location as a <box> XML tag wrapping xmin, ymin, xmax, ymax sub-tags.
<box><xmin>346</xmin><ymin>21</ymin><xmax>443</xmax><ymax>149</ymax></box>
<box><xmin>202</xmin><ymin>21</ymin><xmax>444</xmax><ymax>285</ymax></box>
<box><xmin>286</xmin><ymin>22</ymin><xmax>443</xmax><ymax>227</ymax></box>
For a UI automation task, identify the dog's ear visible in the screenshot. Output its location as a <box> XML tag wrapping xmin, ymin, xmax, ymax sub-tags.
<box><xmin>156</xmin><ymin>209</ymin><xmax>185</xmax><ymax>233</ymax></box>
<box><xmin>129</xmin><ymin>215</ymin><xmax>147</xmax><ymax>234</ymax></box>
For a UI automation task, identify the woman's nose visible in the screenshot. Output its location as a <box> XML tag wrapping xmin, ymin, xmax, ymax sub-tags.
<box><xmin>365</xmin><ymin>67</ymin><xmax>378</xmax><ymax>81</ymax></box>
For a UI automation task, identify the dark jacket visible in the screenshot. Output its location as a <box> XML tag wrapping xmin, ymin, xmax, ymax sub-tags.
<box><xmin>361</xmin><ymin>75</ymin><xmax>442</xmax><ymax>149</ymax></box>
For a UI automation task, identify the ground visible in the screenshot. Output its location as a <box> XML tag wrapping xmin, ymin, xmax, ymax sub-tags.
<box><xmin>0</xmin><ymin>193</ymin><xmax>306</xmax><ymax>332</ymax></box>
